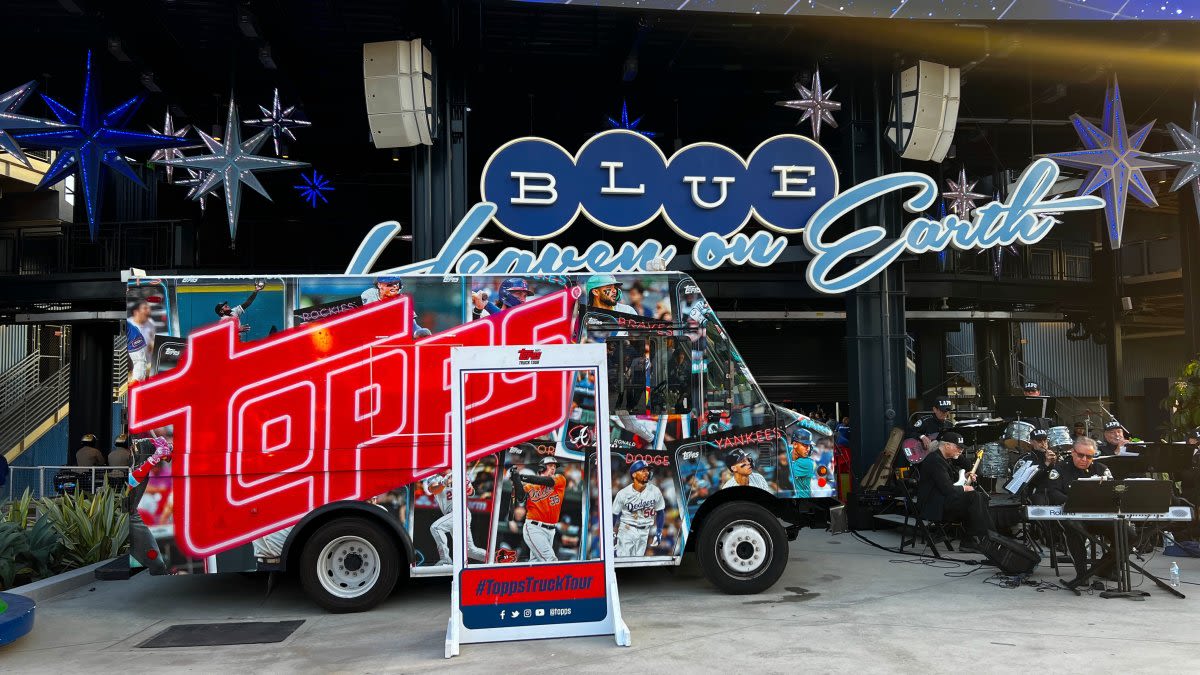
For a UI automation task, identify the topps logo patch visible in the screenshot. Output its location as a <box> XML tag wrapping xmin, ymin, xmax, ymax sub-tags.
<box><xmin>517</xmin><ymin>348</ymin><xmax>542</xmax><ymax>364</ymax></box>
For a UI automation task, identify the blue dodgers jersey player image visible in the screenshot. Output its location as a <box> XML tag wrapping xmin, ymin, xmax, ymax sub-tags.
<box><xmin>611</xmin><ymin>460</ymin><xmax>666</xmax><ymax>557</ymax></box>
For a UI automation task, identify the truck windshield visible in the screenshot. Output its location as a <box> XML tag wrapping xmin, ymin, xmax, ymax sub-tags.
<box><xmin>677</xmin><ymin>275</ymin><xmax>770</xmax><ymax>430</ymax></box>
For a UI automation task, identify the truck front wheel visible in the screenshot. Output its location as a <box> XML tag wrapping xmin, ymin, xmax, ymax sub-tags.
<box><xmin>696</xmin><ymin>502</ymin><xmax>788</xmax><ymax>594</ymax></box>
<box><xmin>299</xmin><ymin>517</ymin><xmax>400</xmax><ymax>613</ymax></box>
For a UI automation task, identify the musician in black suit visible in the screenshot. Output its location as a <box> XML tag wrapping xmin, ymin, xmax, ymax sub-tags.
<box><xmin>916</xmin><ymin>431</ymin><xmax>992</xmax><ymax>550</ymax></box>
<box><xmin>1045</xmin><ymin>436</ymin><xmax>1114</xmax><ymax>580</ymax></box>
<box><xmin>900</xmin><ymin>398</ymin><xmax>954</xmax><ymax>465</ymax></box>
<box><xmin>1022</xmin><ymin>428</ymin><xmax>1059</xmax><ymax>503</ymax></box>
<box><xmin>1098</xmin><ymin>419</ymin><xmax>1135</xmax><ymax>457</ymax></box>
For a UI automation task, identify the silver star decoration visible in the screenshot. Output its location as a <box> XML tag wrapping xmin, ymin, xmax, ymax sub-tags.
<box><xmin>148</xmin><ymin>111</ymin><xmax>192</xmax><ymax>183</ymax></box>
<box><xmin>1041</xmin><ymin>77</ymin><xmax>1174</xmax><ymax>249</ymax></box>
<box><xmin>943</xmin><ymin>167</ymin><xmax>988</xmax><ymax>220</ymax></box>
<box><xmin>0</xmin><ymin>81</ymin><xmax>71</xmax><ymax>167</ymax></box>
<box><xmin>775</xmin><ymin>68</ymin><xmax>841</xmax><ymax>141</ymax></box>
<box><xmin>161</xmin><ymin>97</ymin><xmax>308</xmax><ymax>242</ymax></box>
<box><xmin>174</xmin><ymin>168</ymin><xmax>221</xmax><ymax>214</ymax></box>
<box><xmin>1151</xmin><ymin>98</ymin><xmax>1200</xmax><ymax>219</ymax></box>
<box><xmin>244</xmin><ymin>88</ymin><xmax>311</xmax><ymax>156</ymax></box>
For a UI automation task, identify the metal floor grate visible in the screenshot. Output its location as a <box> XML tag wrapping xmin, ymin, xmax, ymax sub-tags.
<box><xmin>138</xmin><ymin>620</ymin><xmax>304</xmax><ymax>648</ymax></box>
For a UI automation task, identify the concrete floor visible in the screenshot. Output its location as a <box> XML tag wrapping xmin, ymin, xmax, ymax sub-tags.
<box><xmin>4</xmin><ymin>527</ymin><xmax>1200</xmax><ymax>673</ymax></box>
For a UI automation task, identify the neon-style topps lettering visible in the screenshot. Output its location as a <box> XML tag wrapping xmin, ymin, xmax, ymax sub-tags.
<box><xmin>129</xmin><ymin>291</ymin><xmax>576</xmax><ymax>557</ymax></box>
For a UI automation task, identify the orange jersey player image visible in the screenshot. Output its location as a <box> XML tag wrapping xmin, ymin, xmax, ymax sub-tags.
<box><xmin>508</xmin><ymin>456</ymin><xmax>567</xmax><ymax>561</ymax></box>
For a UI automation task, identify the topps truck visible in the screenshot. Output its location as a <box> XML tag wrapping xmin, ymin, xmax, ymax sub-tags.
<box><xmin>124</xmin><ymin>271</ymin><xmax>837</xmax><ymax>612</ymax></box>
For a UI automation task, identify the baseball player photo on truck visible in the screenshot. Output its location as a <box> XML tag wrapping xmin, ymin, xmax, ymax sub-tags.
<box><xmin>612</xmin><ymin>460</ymin><xmax>666</xmax><ymax>558</ymax></box>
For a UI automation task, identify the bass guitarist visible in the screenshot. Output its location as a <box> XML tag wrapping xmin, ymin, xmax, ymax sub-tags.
<box><xmin>901</xmin><ymin>398</ymin><xmax>955</xmax><ymax>465</ymax></box>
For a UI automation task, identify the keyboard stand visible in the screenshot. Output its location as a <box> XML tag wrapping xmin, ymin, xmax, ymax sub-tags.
<box><xmin>1063</xmin><ymin>515</ymin><xmax>1185</xmax><ymax>600</ymax></box>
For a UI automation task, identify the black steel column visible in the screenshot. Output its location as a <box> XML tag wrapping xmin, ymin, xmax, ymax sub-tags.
<box><xmin>915</xmin><ymin>325</ymin><xmax>948</xmax><ymax>401</ymax></box>
<box><xmin>1181</xmin><ymin>190</ymin><xmax>1200</xmax><ymax>357</ymax></box>
<box><xmin>411</xmin><ymin>1</ymin><xmax>471</xmax><ymax>258</ymax></box>
<box><xmin>67</xmin><ymin>323</ymin><xmax>115</xmax><ymax>464</ymax></box>
<box><xmin>845</xmin><ymin>63</ymin><xmax>908</xmax><ymax>479</ymax></box>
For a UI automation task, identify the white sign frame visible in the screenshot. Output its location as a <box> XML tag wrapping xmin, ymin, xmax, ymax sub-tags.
<box><xmin>446</xmin><ymin>343</ymin><xmax>630</xmax><ymax>657</ymax></box>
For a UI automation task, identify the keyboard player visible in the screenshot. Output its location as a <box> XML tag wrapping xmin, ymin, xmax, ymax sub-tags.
<box><xmin>1044</xmin><ymin>436</ymin><xmax>1114</xmax><ymax>580</ymax></box>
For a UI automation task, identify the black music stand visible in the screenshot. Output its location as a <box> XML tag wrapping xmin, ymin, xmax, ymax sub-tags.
<box><xmin>1062</xmin><ymin>480</ymin><xmax>1182</xmax><ymax>600</ymax></box>
<box><xmin>996</xmin><ymin>395</ymin><xmax>1054</xmax><ymax>421</ymax></box>
<box><xmin>1136</xmin><ymin>443</ymin><xmax>1196</xmax><ymax>478</ymax></box>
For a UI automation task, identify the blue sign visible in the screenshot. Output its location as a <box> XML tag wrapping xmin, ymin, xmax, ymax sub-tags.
<box><xmin>354</xmin><ymin>131</ymin><xmax>1105</xmax><ymax>295</ymax></box>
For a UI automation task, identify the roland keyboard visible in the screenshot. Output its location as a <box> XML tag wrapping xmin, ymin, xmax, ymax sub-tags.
<box><xmin>1025</xmin><ymin>505</ymin><xmax>1195</xmax><ymax>522</ymax></box>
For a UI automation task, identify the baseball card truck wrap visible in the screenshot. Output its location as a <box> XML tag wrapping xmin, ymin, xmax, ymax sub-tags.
<box><xmin>123</xmin><ymin>272</ymin><xmax>837</xmax><ymax>611</ymax></box>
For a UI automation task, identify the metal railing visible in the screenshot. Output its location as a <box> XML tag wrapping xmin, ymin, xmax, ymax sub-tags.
<box><xmin>0</xmin><ymin>220</ymin><xmax>189</xmax><ymax>276</ymax></box>
<box><xmin>0</xmin><ymin>364</ymin><xmax>71</xmax><ymax>458</ymax></box>
<box><xmin>113</xmin><ymin>333</ymin><xmax>129</xmax><ymax>401</ymax></box>
<box><xmin>3</xmin><ymin>465</ymin><xmax>130</xmax><ymax>502</ymax></box>
<box><xmin>0</xmin><ymin>351</ymin><xmax>41</xmax><ymax>414</ymax></box>
<box><xmin>916</xmin><ymin>239</ymin><xmax>1093</xmax><ymax>282</ymax></box>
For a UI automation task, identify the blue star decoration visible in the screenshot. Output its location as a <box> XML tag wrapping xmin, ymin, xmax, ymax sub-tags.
<box><xmin>605</xmin><ymin>100</ymin><xmax>656</xmax><ymax>138</ymax></box>
<box><xmin>0</xmin><ymin>81</ymin><xmax>71</xmax><ymax>167</ymax></box>
<box><xmin>1040</xmin><ymin>77</ymin><xmax>1174</xmax><ymax>249</ymax></box>
<box><xmin>1151</xmin><ymin>99</ymin><xmax>1200</xmax><ymax>220</ymax></box>
<box><xmin>12</xmin><ymin>52</ymin><xmax>190</xmax><ymax>239</ymax></box>
<box><xmin>161</xmin><ymin>97</ymin><xmax>308</xmax><ymax>243</ymax></box>
<box><xmin>294</xmin><ymin>170</ymin><xmax>333</xmax><ymax>207</ymax></box>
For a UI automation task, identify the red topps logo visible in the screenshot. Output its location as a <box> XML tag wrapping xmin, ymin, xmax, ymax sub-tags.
<box><xmin>517</xmin><ymin>348</ymin><xmax>542</xmax><ymax>363</ymax></box>
<box><xmin>129</xmin><ymin>291</ymin><xmax>575</xmax><ymax>557</ymax></box>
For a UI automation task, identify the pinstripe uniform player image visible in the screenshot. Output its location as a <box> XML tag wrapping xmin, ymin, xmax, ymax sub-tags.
<box><xmin>425</xmin><ymin>471</ymin><xmax>486</xmax><ymax>565</ymax></box>
<box><xmin>612</xmin><ymin>460</ymin><xmax>665</xmax><ymax>557</ymax></box>
<box><xmin>509</xmin><ymin>456</ymin><xmax>567</xmax><ymax>561</ymax></box>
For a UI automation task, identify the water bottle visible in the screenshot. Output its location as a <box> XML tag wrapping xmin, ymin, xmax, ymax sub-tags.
<box><xmin>1169</xmin><ymin>562</ymin><xmax>1181</xmax><ymax>588</ymax></box>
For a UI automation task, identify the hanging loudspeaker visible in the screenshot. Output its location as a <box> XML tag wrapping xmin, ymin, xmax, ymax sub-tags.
<box><xmin>363</xmin><ymin>39</ymin><xmax>435</xmax><ymax>148</ymax></box>
<box><xmin>886</xmin><ymin>61</ymin><xmax>960</xmax><ymax>163</ymax></box>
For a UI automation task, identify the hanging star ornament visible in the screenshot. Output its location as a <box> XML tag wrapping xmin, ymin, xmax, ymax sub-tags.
<box><xmin>161</xmin><ymin>97</ymin><xmax>308</xmax><ymax>242</ymax></box>
<box><xmin>605</xmin><ymin>100</ymin><xmax>656</xmax><ymax>138</ymax></box>
<box><xmin>11</xmin><ymin>52</ymin><xmax>190</xmax><ymax>239</ymax></box>
<box><xmin>942</xmin><ymin>166</ymin><xmax>988</xmax><ymax>220</ymax></box>
<box><xmin>1040</xmin><ymin>77</ymin><xmax>1174</xmax><ymax>249</ymax></box>
<box><xmin>294</xmin><ymin>170</ymin><xmax>333</xmax><ymax>208</ymax></box>
<box><xmin>0</xmin><ymin>81</ymin><xmax>71</xmax><ymax>167</ymax></box>
<box><xmin>174</xmin><ymin>168</ymin><xmax>221</xmax><ymax>214</ymax></box>
<box><xmin>244</xmin><ymin>88</ymin><xmax>311</xmax><ymax>156</ymax></box>
<box><xmin>775</xmin><ymin>67</ymin><xmax>841</xmax><ymax>142</ymax></box>
<box><xmin>1150</xmin><ymin>99</ymin><xmax>1200</xmax><ymax>219</ymax></box>
<box><xmin>977</xmin><ymin>191</ymin><xmax>1021</xmax><ymax>279</ymax></box>
<box><xmin>148</xmin><ymin>111</ymin><xmax>192</xmax><ymax>183</ymax></box>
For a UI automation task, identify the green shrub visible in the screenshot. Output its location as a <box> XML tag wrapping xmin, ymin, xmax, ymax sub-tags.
<box><xmin>2</xmin><ymin>488</ymin><xmax>36</xmax><ymax>528</ymax></box>
<box><xmin>37</xmin><ymin>487</ymin><xmax>128</xmax><ymax>569</ymax></box>
<box><xmin>0</xmin><ymin>521</ymin><xmax>29</xmax><ymax>589</ymax></box>
<box><xmin>1162</xmin><ymin>357</ymin><xmax>1200</xmax><ymax>439</ymax></box>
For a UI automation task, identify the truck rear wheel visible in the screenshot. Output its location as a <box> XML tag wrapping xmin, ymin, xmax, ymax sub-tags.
<box><xmin>696</xmin><ymin>502</ymin><xmax>788</xmax><ymax>595</ymax></box>
<box><xmin>299</xmin><ymin>517</ymin><xmax>400</xmax><ymax>613</ymax></box>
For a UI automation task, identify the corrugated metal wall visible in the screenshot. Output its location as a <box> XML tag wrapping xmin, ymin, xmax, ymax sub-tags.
<box><xmin>1018</xmin><ymin>322</ymin><xmax>1108</xmax><ymax>398</ymax></box>
<box><xmin>0</xmin><ymin>325</ymin><xmax>30</xmax><ymax>373</ymax></box>
<box><xmin>1121</xmin><ymin>335</ymin><xmax>1190</xmax><ymax>397</ymax></box>
<box><xmin>946</xmin><ymin>322</ymin><xmax>976</xmax><ymax>385</ymax></box>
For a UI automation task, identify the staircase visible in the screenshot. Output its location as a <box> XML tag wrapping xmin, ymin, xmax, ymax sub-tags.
<box><xmin>0</xmin><ymin>351</ymin><xmax>70</xmax><ymax>461</ymax></box>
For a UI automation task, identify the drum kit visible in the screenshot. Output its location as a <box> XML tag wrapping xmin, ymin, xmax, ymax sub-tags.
<box><xmin>958</xmin><ymin>420</ymin><xmax>1076</xmax><ymax>482</ymax></box>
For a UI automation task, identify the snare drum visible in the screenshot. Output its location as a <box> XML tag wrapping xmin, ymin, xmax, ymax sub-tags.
<box><xmin>979</xmin><ymin>442</ymin><xmax>1009</xmax><ymax>478</ymax></box>
<box><xmin>1002</xmin><ymin>420</ymin><xmax>1035</xmax><ymax>450</ymax></box>
<box><xmin>1046</xmin><ymin>425</ymin><xmax>1072</xmax><ymax>449</ymax></box>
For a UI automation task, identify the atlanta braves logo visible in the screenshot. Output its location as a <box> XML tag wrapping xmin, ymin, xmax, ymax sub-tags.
<box><xmin>567</xmin><ymin>424</ymin><xmax>595</xmax><ymax>450</ymax></box>
<box><xmin>129</xmin><ymin>290</ymin><xmax>576</xmax><ymax>557</ymax></box>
